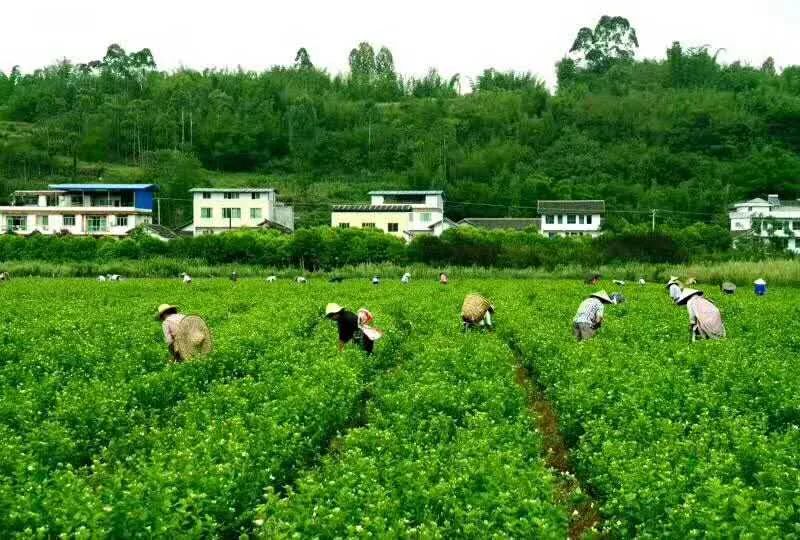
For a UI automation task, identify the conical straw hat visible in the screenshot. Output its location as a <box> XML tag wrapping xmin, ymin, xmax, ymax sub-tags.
<box><xmin>754</xmin><ymin>278</ymin><xmax>766</xmax><ymax>285</ymax></box>
<box><xmin>676</xmin><ymin>288</ymin><xmax>703</xmax><ymax>305</ymax></box>
<box><xmin>590</xmin><ymin>290</ymin><xmax>613</xmax><ymax>304</ymax></box>
<box><xmin>174</xmin><ymin>316</ymin><xmax>213</xmax><ymax>359</ymax></box>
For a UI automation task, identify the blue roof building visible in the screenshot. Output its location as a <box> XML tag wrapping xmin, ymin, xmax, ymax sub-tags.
<box><xmin>1</xmin><ymin>183</ymin><xmax>159</xmax><ymax>236</ymax></box>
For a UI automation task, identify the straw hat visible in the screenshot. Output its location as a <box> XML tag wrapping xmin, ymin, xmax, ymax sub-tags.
<box><xmin>676</xmin><ymin>288</ymin><xmax>703</xmax><ymax>305</ymax></box>
<box><xmin>590</xmin><ymin>290</ymin><xmax>613</xmax><ymax>304</ymax></box>
<box><xmin>156</xmin><ymin>304</ymin><xmax>178</xmax><ymax>319</ymax></box>
<box><xmin>325</xmin><ymin>303</ymin><xmax>344</xmax><ymax>316</ymax></box>
<box><xmin>754</xmin><ymin>278</ymin><xmax>766</xmax><ymax>285</ymax></box>
<box><xmin>173</xmin><ymin>316</ymin><xmax>213</xmax><ymax>359</ymax></box>
<box><xmin>462</xmin><ymin>293</ymin><xmax>493</xmax><ymax>322</ymax></box>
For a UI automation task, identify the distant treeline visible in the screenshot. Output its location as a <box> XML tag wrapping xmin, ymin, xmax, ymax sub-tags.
<box><xmin>0</xmin><ymin>225</ymin><xmax>788</xmax><ymax>271</ymax></box>
<box><xmin>2</xmin><ymin>15</ymin><xmax>800</xmax><ymax>228</ymax></box>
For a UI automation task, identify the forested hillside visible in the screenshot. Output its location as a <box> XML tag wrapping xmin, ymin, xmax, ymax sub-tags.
<box><xmin>1</xmin><ymin>16</ymin><xmax>799</xmax><ymax>228</ymax></box>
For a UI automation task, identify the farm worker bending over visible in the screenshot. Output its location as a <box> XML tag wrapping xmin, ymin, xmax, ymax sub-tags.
<box><xmin>439</xmin><ymin>272</ymin><xmax>449</xmax><ymax>285</ymax></box>
<box><xmin>401</xmin><ymin>272</ymin><xmax>411</xmax><ymax>284</ymax></box>
<box><xmin>676</xmin><ymin>289</ymin><xmax>726</xmax><ymax>342</ymax></box>
<box><xmin>573</xmin><ymin>290</ymin><xmax>613</xmax><ymax>341</ymax></box>
<box><xmin>666</xmin><ymin>277</ymin><xmax>682</xmax><ymax>302</ymax></box>
<box><xmin>461</xmin><ymin>293</ymin><xmax>495</xmax><ymax>331</ymax></box>
<box><xmin>156</xmin><ymin>304</ymin><xmax>212</xmax><ymax>361</ymax></box>
<box><xmin>157</xmin><ymin>304</ymin><xmax>186</xmax><ymax>361</ymax></box>
<box><xmin>325</xmin><ymin>303</ymin><xmax>382</xmax><ymax>355</ymax></box>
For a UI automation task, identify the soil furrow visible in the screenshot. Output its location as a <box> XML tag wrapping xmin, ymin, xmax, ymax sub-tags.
<box><xmin>506</xmin><ymin>336</ymin><xmax>602</xmax><ymax>539</ymax></box>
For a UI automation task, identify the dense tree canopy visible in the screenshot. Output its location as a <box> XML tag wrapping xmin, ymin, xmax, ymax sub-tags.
<box><xmin>1</xmin><ymin>18</ymin><xmax>798</xmax><ymax>229</ymax></box>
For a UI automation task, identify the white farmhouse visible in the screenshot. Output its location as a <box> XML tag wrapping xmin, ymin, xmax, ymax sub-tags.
<box><xmin>729</xmin><ymin>194</ymin><xmax>800</xmax><ymax>253</ymax></box>
<box><xmin>0</xmin><ymin>183</ymin><xmax>156</xmax><ymax>236</ymax></box>
<box><xmin>537</xmin><ymin>200</ymin><xmax>605</xmax><ymax>237</ymax></box>
<box><xmin>188</xmin><ymin>188</ymin><xmax>294</xmax><ymax>235</ymax></box>
<box><xmin>331</xmin><ymin>190</ymin><xmax>455</xmax><ymax>241</ymax></box>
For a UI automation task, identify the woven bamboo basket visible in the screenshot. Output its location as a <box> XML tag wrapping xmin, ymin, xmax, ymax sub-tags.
<box><xmin>174</xmin><ymin>316</ymin><xmax>213</xmax><ymax>360</ymax></box>
<box><xmin>462</xmin><ymin>294</ymin><xmax>492</xmax><ymax>323</ymax></box>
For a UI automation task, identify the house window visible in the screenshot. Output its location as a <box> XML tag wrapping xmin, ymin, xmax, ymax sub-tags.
<box><xmin>224</xmin><ymin>192</ymin><xmax>240</xmax><ymax>199</ymax></box>
<box><xmin>36</xmin><ymin>215</ymin><xmax>49</xmax><ymax>230</ymax></box>
<box><xmin>388</xmin><ymin>223</ymin><xmax>399</xmax><ymax>232</ymax></box>
<box><xmin>115</xmin><ymin>216</ymin><xmax>128</xmax><ymax>227</ymax></box>
<box><xmin>201</xmin><ymin>208</ymin><xmax>212</xmax><ymax>219</ymax></box>
<box><xmin>362</xmin><ymin>223</ymin><xmax>376</xmax><ymax>228</ymax></box>
<box><xmin>46</xmin><ymin>195</ymin><xmax>58</xmax><ymax>207</ymax></box>
<box><xmin>586</xmin><ymin>215</ymin><xmax>593</xmax><ymax>224</ymax></box>
<box><xmin>579</xmin><ymin>215</ymin><xmax>585</xmax><ymax>225</ymax></box>
<box><xmin>87</xmin><ymin>216</ymin><xmax>107</xmax><ymax>233</ymax></box>
<box><xmin>202</xmin><ymin>192</ymin><xmax>212</xmax><ymax>199</ymax></box>
<box><xmin>567</xmin><ymin>214</ymin><xmax>577</xmax><ymax>224</ymax></box>
<box><xmin>251</xmin><ymin>193</ymin><xmax>260</xmax><ymax>200</ymax></box>
<box><xmin>557</xmin><ymin>215</ymin><xmax>563</xmax><ymax>224</ymax></box>
<box><xmin>63</xmin><ymin>216</ymin><xmax>76</xmax><ymax>226</ymax></box>
<box><xmin>545</xmin><ymin>215</ymin><xmax>555</xmax><ymax>225</ymax></box>
<box><xmin>338</xmin><ymin>223</ymin><xmax>350</xmax><ymax>228</ymax></box>
<box><xmin>748</xmin><ymin>206</ymin><xmax>753</xmax><ymax>212</ymax></box>
<box><xmin>222</xmin><ymin>208</ymin><xmax>241</xmax><ymax>219</ymax></box>
<box><xmin>793</xmin><ymin>221</ymin><xmax>800</xmax><ymax>231</ymax></box>
<box><xmin>7</xmin><ymin>216</ymin><xmax>26</xmax><ymax>231</ymax></box>
<box><xmin>250</xmin><ymin>208</ymin><xmax>262</xmax><ymax>219</ymax></box>
<box><xmin>71</xmin><ymin>196</ymin><xmax>83</xmax><ymax>207</ymax></box>
<box><xmin>420</xmin><ymin>212</ymin><xmax>432</xmax><ymax>223</ymax></box>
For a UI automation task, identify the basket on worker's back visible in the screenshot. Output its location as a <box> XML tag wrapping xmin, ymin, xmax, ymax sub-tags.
<box><xmin>462</xmin><ymin>294</ymin><xmax>493</xmax><ymax>323</ymax></box>
<box><xmin>174</xmin><ymin>316</ymin><xmax>213</xmax><ymax>360</ymax></box>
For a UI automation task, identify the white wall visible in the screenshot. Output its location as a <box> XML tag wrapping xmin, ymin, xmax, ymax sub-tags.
<box><xmin>192</xmin><ymin>191</ymin><xmax>276</xmax><ymax>234</ymax></box>
<box><xmin>0</xmin><ymin>210</ymin><xmax>149</xmax><ymax>236</ymax></box>
<box><xmin>540</xmin><ymin>213</ymin><xmax>602</xmax><ymax>235</ymax></box>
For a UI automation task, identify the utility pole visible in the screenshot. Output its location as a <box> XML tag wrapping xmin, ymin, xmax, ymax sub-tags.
<box><xmin>651</xmin><ymin>209</ymin><xmax>656</xmax><ymax>231</ymax></box>
<box><xmin>157</xmin><ymin>198</ymin><xmax>161</xmax><ymax>225</ymax></box>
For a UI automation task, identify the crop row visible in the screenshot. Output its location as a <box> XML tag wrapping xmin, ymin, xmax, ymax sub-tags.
<box><xmin>0</xmin><ymin>280</ymin><xmax>404</xmax><ymax>536</ymax></box>
<box><xmin>499</xmin><ymin>281</ymin><xmax>800</xmax><ymax>537</ymax></box>
<box><xmin>256</xmin><ymin>290</ymin><xmax>569</xmax><ymax>538</ymax></box>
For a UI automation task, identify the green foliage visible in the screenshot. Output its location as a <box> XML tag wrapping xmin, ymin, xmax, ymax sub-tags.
<box><xmin>501</xmin><ymin>280</ymin><xmax>800</xmax><ymax>537</ymax></box>
<box><xmin>1</xmin><ymin>35</ymin><xmax>798</xmax><ymax>229</ymax></box>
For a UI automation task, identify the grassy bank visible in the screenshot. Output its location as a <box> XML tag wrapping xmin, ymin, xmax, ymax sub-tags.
<box><xmin>0</xmin><ymin>258</ymin><xmax>797</xmax><ymax>285</ymax></box>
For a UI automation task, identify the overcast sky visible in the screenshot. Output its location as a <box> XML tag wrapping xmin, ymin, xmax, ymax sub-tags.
<box><xmin>3</xmin><ymin>0</ymin><xmax>799</xmax><ymax>88</ymax></box>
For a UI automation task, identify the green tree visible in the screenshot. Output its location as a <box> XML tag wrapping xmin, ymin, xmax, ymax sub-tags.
<box><xmin>570</xmin><ymin>15</ymin><xmax>639</xmax><ymax>71</ymax></box>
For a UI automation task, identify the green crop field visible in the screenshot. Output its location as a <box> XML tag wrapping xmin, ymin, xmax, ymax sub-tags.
<box><xmin>1</xmin><ymin>278</ymin><xmax>798</xmax><ymax>538</ymax></box>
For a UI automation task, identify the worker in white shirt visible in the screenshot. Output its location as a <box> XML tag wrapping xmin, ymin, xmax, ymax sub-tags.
<box><xmin>665</xmin><ymin>277</ymin><xmax>682</xmax><ymax>302</ymax></box>
<box><xmin>157</xmin><ymin>304</ymin><xmax>186</xmax><ymax>361</ymax></box>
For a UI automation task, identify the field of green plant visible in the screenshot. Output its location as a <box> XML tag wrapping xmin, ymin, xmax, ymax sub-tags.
<box><xmin>0</xmin><ymin>277</ymin><xmax>798</xmax><ymax>538</ymax></box>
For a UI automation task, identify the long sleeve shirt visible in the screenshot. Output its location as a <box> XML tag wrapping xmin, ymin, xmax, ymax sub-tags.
<box><xmin>162</xmin><ymin>313</ymin><xmax>186</xmax><ymax>346</ymax></box>
<box><xmin>686</xmin><ymin>296</ymin><xmax>726</xmax><ymax>338</ymax></box>
<box><xmin>668</xmin><ymin>283</ymin><xmax>681</xmax><ymax>301</ymax></box>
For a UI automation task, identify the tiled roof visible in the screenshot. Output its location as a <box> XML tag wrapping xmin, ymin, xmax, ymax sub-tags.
<box><xmin>257</xmin><ymin>219</ymin><xmax>293</xmax><ymax>234</ymax></box>
<box><xmin>537</xmin><ymin>200</ymin><xmax>605</xmax><ymax>214</ymax></box>
<box><xmin>332</xmin><ymin>204</ymin><xmax>413</xmax><ymax>212</ymax></box>
<box><xmin>140</xmin><ymin>223</ymin><xmax>178</xmax><ymax>239</ymax></box>
<box><xmin>459</xmin><ymin>218</ymin><xmax>541</xmax><ymax>230</ymax></box>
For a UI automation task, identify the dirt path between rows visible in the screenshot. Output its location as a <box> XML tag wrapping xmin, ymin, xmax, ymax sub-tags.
<box><xmin>508</xmin><ymin>341</ymin><xmax>602</xmax><ymax>539</ymax></box>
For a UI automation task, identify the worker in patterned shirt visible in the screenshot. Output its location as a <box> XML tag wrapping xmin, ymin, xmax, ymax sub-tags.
<box><xmin>572</xmin><ymin>290</ymin><xmax>613</xmax><ymax>341</ymax></box>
